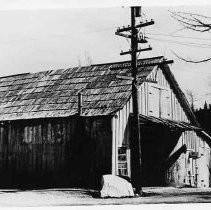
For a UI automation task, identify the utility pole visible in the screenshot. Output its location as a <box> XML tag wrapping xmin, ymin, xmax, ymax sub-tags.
<box><xmin>116</xmin><ymin>6</ymin><xmax>154</xmax><ymax>195</ymax></box>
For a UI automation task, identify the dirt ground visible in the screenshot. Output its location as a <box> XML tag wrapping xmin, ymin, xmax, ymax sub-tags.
<box><xmin>0</xmin><ymin>187</ymin><xmax>211</xmax><ymax>206</ymax></box>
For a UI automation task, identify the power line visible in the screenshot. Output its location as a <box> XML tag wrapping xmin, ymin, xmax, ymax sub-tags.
<box><xmin>146</xmin><ymin>32</ymin><xmax>211</xmax><ymax>41</ymax></box>
<box><xmin>151</xmin><ymin>38</ymin><xmax>211</xmax><ymax>47</ymax></box>
<box><xmin>0</xmin><ymin>27</ymin><xmax>115</xmax><ymax>44</ymax></box>
<box><xmin>1</xmin><ymin>26</ymin><xmax>211</xmax><ymax>46</ymax></box>
<box><xmin>150</xmin><ymin>37</ymin><xmax>211</xmax><ymax>49</ymax></box>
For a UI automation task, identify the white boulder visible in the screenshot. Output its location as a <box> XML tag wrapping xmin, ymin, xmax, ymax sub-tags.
<box><xmin>100</xmin><ymin>175</ymin><xmax>134</xmax><ymax>198</ymax></box>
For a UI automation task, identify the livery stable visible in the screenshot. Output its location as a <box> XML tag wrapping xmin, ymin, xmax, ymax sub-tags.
<box><xmin>0</xmin><ymin>56</ymin><xmax>210</xmax><ymax>189</ymax></box>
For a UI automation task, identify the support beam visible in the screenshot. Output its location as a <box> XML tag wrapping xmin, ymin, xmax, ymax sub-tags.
<box><xmin>116</xmin><ymin>20</ymin><xmax>155</xmax><ymax>33</ymax></box>
<box><xmin>120</xmin><ymin>47</ymin><xmax>152</xmax><ymax>55</ymax></box>
<box><xmin>115</xmin><ymin>32</ymin><xmax>149</xmax><ymax>44</ymax></box>
<box><xmin>115</xmin><ymin>32</ymin><xmax>132</xmax><ymax>39</ymax></box>
<box><xmin>110</xmin><ymin>60</ymin><xmax>174</xmax><ymax>70</ymax></box>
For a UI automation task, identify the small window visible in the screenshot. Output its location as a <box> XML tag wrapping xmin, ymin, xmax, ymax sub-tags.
<box><xmin>118</xmin><ymin>147</ymin><xmax>128</xmax><ymax>176</ymax></box>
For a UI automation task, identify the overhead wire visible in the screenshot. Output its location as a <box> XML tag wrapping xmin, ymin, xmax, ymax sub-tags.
<box><xmin>149</xmin><ymin>37</ymin><xmax>211</xmax><ymax>49</ymax></box>
<box><xmin>146</xmin><ymin>32</ymin><xmax>211</xmax><ymax>41</ymax></box>
<box><xmin>1</xmin><ymin>24</ymin><xmax>211</xmax><ymax>49</ymax></box>
<box><xmin>0</xmin><ymin>27</ymin><xmax>116</xmax><ymax>44</ymax></box>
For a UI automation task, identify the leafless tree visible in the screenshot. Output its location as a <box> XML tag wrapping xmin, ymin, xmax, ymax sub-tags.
<box><xmin>77</xmin><ymin>51</ymin><xmax>93</xmax><ymax>67</ymax></box>
<box><xmin>78</xmin><ymin>55</ymin><xmax>82</xmax><ymax>67</ymax></box>
<box><xmin>185</xmin><ymin>89</ymin><xmax>197</xmax><ymax>110</ymax></box>
<box><xmin>84</xmin><ymin>50</ymin><xmax>93</xmax><ymax>66</ymax></box>
<box><xmin>169</xmin><ymin>10</ymin><xmax>211</xmax><ymax>63</ymax></box>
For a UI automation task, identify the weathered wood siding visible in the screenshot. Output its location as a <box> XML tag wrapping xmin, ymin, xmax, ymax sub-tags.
<box><xmin>141</xmin><ymin>67</ymin><xmax>210</xmax><ymax>187</ymax></box>
<box><xmin>0</xmin><ymin>116</ymin><xmax>112</xmax><ymax>188</ymax></box>
<box><xmin>197</xmin><ymin>140</ymin><xmax>210</xmax><ymax>187</ymax></box>
<box><xmin>111</xmin><ymin>99</ymin><xmax>132</xmax><ymax>177</ymax></box>
<box><xmin>112</xmin><ymin>66</ymin><xmax>210</xmax><ymax>187</ymax></box>
<box><xmin>138</xmin><ymin>66</ymin><xmax>189</xmax><ymax>122</ymax></box>
<box><xmin>166</xmin><ymin>132</ymin><xmax>210</xmax><ymax>187</ymax></box>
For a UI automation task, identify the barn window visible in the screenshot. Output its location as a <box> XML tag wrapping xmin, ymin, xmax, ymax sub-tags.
<box><xmin>118</xmin><ymin>147</ymin><xmax>128</xmax><ymax>176</ymax></box>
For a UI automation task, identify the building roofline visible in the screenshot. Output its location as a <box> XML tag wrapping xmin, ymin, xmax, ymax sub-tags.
<box><xmin>159</xmin><ymin>64</ymin><xmax>200</xmax><ymax>127</ymax></box>
<box><xmin>91</xmin><ymin>56</ymin><xmax>164</xmax><ymax>66</ymax></box>
<box><xmin>0</xmin><ymin>73</ymin><xmax>30</xmax><ymax>80</ymax></box>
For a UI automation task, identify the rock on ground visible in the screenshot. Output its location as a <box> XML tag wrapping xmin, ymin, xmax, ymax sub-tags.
<box><xmin>100</xmin><ymin>174</ymin><xmax>134</xmax><ymax>198</ymax></box>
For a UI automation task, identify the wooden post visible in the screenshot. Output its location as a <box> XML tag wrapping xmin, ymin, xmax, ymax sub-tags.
<box><xmin>131</xmin><ymin>6</ymin><xmax>142</xmax><ymax>195</ymax></box>
<box><xmin>111</xmin><ymin>118</ymin><xmax>116</xmax><ymax>175</ymax></box>
<box><xmin>115</xmin><ymin>6</ymin><xmax>154</xmax><ymax>195</ymax></box>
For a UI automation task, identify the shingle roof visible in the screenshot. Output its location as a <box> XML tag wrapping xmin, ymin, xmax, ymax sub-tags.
<box><xmin>0</xmin><ymin>56</ymin><xmax>164</xmax><ymax>121</ymax></box>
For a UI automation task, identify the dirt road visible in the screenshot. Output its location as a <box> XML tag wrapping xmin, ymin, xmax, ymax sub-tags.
<box><xmin>0</xmin><ymin>187</ymin><xmax>211</xmax><ymax>206</ymax></box>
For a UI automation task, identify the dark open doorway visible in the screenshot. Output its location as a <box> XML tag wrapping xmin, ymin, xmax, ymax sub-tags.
<box><xmin>139</xmin><ymin>124</ymin><xmax>182</xmax><ymax>186</ymax></box>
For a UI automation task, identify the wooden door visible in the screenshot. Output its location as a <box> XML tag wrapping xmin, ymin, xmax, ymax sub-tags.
<box><xmin>160</xmin><ymin>89</ymin><xmax>171</xmax><ymax>119</ymax></box>
<box><xmin>185</xmin><ymin>153</ymin><xmax>196</xmax><ymax>187</ymax></box>
<box><xmin>148</xmin><ymin>85</ymin><xmax>160</xmax><ymax>117</ymax></box>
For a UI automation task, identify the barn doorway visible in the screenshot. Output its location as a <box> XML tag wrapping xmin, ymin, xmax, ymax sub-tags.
<box><xmin>140</xmin><ymin>124</ymin><xmax>182</xmax><ymax>186</ymax></box>
<box><xmin>129</xmin><ymin>114</ymin><xmax>192</xmax><ymax>187</ymax></box>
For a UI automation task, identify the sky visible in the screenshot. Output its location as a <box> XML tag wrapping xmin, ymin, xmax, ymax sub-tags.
<box><xmin>0</xmin><ymin>0</ymin><xmax>211</xmax><ymax>108</ymax></box>
<box><xmin>0</xmin><ymin>0</ymin><xmax>210</xmax><ymax>9</ymax></box>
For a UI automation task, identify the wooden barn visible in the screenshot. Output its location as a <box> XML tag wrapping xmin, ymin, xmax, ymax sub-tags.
<box><xmin>0</xmin><ymin>56</ymin><xmax>210</xmax><ymax>189</ymax></box>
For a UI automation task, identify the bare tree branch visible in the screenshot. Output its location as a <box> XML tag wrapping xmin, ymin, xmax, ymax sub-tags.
<box><xmin>169</xmin><ymin>10</ymin><xmax>211</xmax><ymax>33</ymax></box>
<box><xmin>172</xmin><ymin>11</ymin><xmax>211</xmax><ymax>20</ymax></box>
<box><xmin>169</xmin><ymin>10</ymin><xmax>211</xmax><ymax>63</ymax></box>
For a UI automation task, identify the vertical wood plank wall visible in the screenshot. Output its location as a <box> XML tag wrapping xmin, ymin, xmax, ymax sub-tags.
<box><xmin>111</xmin><ymin>99</ymin><xmax>133</xmax><ymax>176</ymax></box>
<box><xmin>0</xmin><ymin>116</ymin><xmax>112</xmax><ymax>188</ymax></box>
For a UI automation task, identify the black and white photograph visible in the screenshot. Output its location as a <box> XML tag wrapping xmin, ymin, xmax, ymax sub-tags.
<box><xmin>0</xmin><ymin>0</ymin><xmax>211</xmax><ymax>207</ymax></box>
